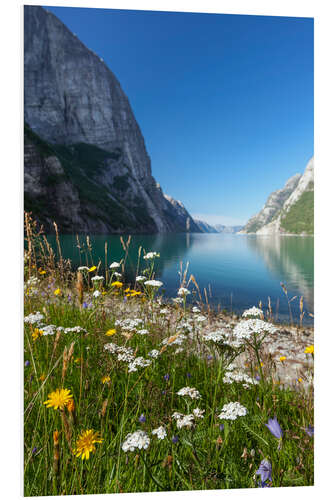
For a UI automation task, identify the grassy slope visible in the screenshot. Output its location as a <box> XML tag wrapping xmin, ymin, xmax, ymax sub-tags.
<box><xmin>280</xmin><ymin>190</ymin><xmax>314</xmax><ymax>235</ymax></box>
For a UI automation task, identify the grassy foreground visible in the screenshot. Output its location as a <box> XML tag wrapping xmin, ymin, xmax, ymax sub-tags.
<box><xmin>24</xmin><ymin>215</ymin><xmax>314</xmax><ymax>495</ymax></box>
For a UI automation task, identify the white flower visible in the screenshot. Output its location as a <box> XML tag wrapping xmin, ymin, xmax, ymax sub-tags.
<box><xmin>172</xmin><ymin>412</ymin><xmax>183</xmax><ymax>420</ymax></box>
<box><xmin>161</xmin><ymin>334</ymin><xmax>186</xmax><ymax>346</ymax></box>
<box><xmin>24</xmin><ymin>312</ymin><xmax>44</xmax><ymax>325</ymax></box>
<box><xmin>152</xmin><ymin>426</ymin><xmax>167</xmax><ymax>440</ymax></box>
<box><xmin>172</xmin><ymin>297</ymin><xmax>183</xmax><ymax>304</ymax></box>
<box><xmin>192</xmin><ymin>306</ymin><xmax>201</xmax><ymax>313</ymax></box>
<box><xmin>91</xmin><ymin>275</ymin><xmax>104</xmax><ymax>282</ymax></box>
<box><xmin>160</xmin><ymin>308</ymin><xmax>169</xmax><ymax>315</ymax></box>
<box><xmin>64</xmin><ymin>326</ymin><xmax>86</xmax><ymax>334</ymax></box>
<box><xmin>136</xmin><ymin>275</ymin><xmax>146</xmax><ymax>282</ymax></box>
<box><xmin>104</xmin><ymin>342</ymin><xmax>119</xmax><ymax>354</ymax></box>
<box><xmin>202</xmin><ymin>330</ymin><xmax>226</xmax><ymax>343</ymax></box>
<box><xmin>177</xmin><ymin>387</ymin><xmax>201</xmax><ymax>399</ymax></box>
<box><xmin>110</xmin><ymin>262</ymin><xmax>121</xmax><ymax>269</ymax></box>
<box><xmin>242</xmin><ymin>306</ymin><xmax>263</xmax><ymax>318</ymax></box>
<box><xmin>39</xmin><ymin>324</ymin><xmax>57</xmax><ymax>336</ymax></box>
<box><xmin>223</xmin><ymin>370</ymin><xmax>258</xmax><ymax>387</ymax></box>
<box><xmin>93</xmin><ymin>290</ymin><xmax>101</xmax><ymax>298</ymax></box>
<box><xmin>193</xmin><ymin>408</ymin><xmax>205</xmax><ymax>419</ymax></box>
<box><xmin>78</xmin><ymin>266</ymin><xmax>90</xmax><ymax>272</ymax></box>
<box><xmin>176</xmin><ymin>414</ymin><xmax>194</xmax><ymax>429</ymax></box>
<box><xmin>144</xmin><ymin>280</ymin><xmax>163</xmax><ymax>287</ymax></box>
<box><xmin>128</xmin><ymin>357</ymin><xmax>152</xmax><ymax>372</ymax></box>
<box><xmin>178</xmin><ymin>287</ymin><xmax>191</xmax><ymax>297</ymax></box>
<box><xmin>137</xmin><ymin>329</ymin><xmax>149</xmax><ymax>336</ymax></box>
<box><xmin>114</xmin><ymin>272</ymin><xmax>122</xmax><ymax>278</ymax></box>
<box><xmin>122</xmin><ymin>430</ymin><xmax>150</xmax><ymax>452</ymax></box>
<box><xmin>175</xmin><ymin>347</ymin><xmax>184</xmax><ymax>354</ymax></box>
<box><xmin>218</xmin><ymin>402</ymin><xmax>247</xmax><ymax>420</ymax></box>
<box><xmin>233</xmin><ymin>319</ymin><xmax>277</xmax><ymax>344</ymax></box>
<box><xmin>143</xmin><ymin>252</ymin><xmax>160</xmax><ymax>260</ymax></box>
<box><xmin>195</xmin><ymin>315</ymin><xmax>207</xmax><ymax>323</ymax></box>
<box><xmin>148</xmin><ymin>349</ymin><xmax>160</xmax><ymax>358</ymax></box>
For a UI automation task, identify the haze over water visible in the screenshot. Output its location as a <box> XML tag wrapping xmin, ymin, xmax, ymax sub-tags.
<box><xmin>49</xmin><ymin>233</ymin><xmax>314</xmax><ymax>325</ymax></box>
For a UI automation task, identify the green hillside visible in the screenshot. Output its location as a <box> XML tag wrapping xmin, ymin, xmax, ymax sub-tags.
<box><xmin>280</xmin><ymin>189</ymin><xmax>314</xmax><ymax>235</ymax></box>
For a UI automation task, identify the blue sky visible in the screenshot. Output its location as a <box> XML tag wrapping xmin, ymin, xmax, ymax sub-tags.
<box><xmin>45</xmin><ymin>6</ymin><xmax>313</xmax><ymax>225</ymax></box>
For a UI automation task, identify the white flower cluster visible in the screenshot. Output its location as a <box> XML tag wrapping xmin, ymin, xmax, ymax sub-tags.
<box><xmin>128</xmin><ymin>356</ymin><xmax>152</xmax><ymax>373</ymax></box>
<box><xmin>195</xmin><ymin>315</ymin><xmax>207</xmax><ymax>323</ymax></box>
<box><xmin>202</xmin><ymin>330</ymin><xmax>226</xmax><ymax>343</ymax></box>
<box><xmin>91</xmin><ymin>275</ymin><xmax>104</xmax><ymax>282</ymax></box>
<box><xmin>136</xmin><ymin>275</ymin><xmax>146</xmax><ymax>282</ymax></box>
<box><xmin>176</xmin><ymin>386</ymin><xmax>201</xmax><ymax>399</ymax></box>
<box><xmin>148</xmin><ymin>349</ymin><xmax>160</xmax><ymax>358</ymax></box>
<box><xmin>24</xmin><ymin>311</ymin><xmax>44</xmax><ymax>325</ymax></box>
<box><xmin>122</xmin><ymin>430</ymin><xmax>150</xmax><ymax>452</ymax></box>
<box><xmin>242</xmin><ymin>306</ymin><xmax>263</xmax><ymax>318</ymax></box>
<box><xmin>137</xmin><ymin>329</ymin><xmax>149</xmax><ymax>336</ymax></box>
<box><xmin>104</xmin><ymin>343</ymin><xmax>134</xmax><ymax>362</ymax></box>
<box><xmin>114</xmin><ymin>272</ymin><xmax>122</xmax><ymax>278</ymax></box>
<box><xmin>223</xmin><ymin>370</ymin><xmax>259</xmax><ymax>388</ymax></box>
<box><xmin>93</xmin><ymin>290</ymin><xmax>101</xmax><ymax>298</ymax></box>
<box><xmin>110</xmin><ymin>262</ymin><xmax>121</xmax><ymax>269</ymax></box>
<box><xmin>144</xmin><ymin>279</ymin><xmax>163</xmax><ymax>288</ymax></box>
<box><xmin>218</xmin><ymin>401</ymin><xmax>247</xmax><ymax>420</ymax></box>
<box><xmin>24</xmin><ymin>277</ymin><xmax>40</xmax><ymax>295</ymax></box>
<box><xmin>152</xmin><ymin>426</ymin><xmax>167</xmax><ymax>440</ymax></box>
<box><xmin>39</xmin><ymin>325</ymin><xmax>58</xmax><ymax>336</ymax></box>
<box><xmin>143</xmin><ymin>252</ymin><xmax>160</xmax><ymax>260</ymax></box>
<box><xmin>192</xmin><ymin>306</ymin><xmax>201</xmax><ymax>313</ymax></box>
<box><xmin>172</xmin><ymin>297</ymin><xmax>183</xmax><ymax>304</ymax></box>
<box><xmin>78</xmin><ymin>266</ymin><xmax>90</xmax><ymax>272</ymax></box>
<box><xmin>172</xmin><ymin>408</ymin><xmax>205</xmax><ymax>428</ymax></box>
<box><xmin>178</xmin><ymin>287</ymin><xmax>191</xmax><ymax>297</ymax></box>
<box><xmin>115</xmin><ymin>318</ymin><xmax>144</xmax><ymax>332</ymax></box>
<box><xmin>233</xmin><ymin>319</ymin><xmax>277</xmax><ymax>344</ymax></box>
<box><xmin>159</xmin><ymin>308</ymin><xmax>169</xmax><ymax>315</ymax></box>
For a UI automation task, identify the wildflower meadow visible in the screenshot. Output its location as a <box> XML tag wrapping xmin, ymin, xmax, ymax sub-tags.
<box><xmin>24</xmin><ymin>214</ymin><xmax>314</xmax><ymax>495</ymax></box>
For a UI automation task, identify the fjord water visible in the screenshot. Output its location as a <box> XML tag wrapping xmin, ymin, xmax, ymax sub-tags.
<box><xmin>50</xmin><ymin>233</ymin><xmax>314</xmax><ymax>324</ymax></box>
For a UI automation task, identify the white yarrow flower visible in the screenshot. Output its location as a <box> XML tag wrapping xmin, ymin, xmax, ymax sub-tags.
<box><xmin>193</xmin><ymin>408</ymin><xmax>205</xmax><ymax>419</ymax></box>
<box><xmin>110</xmin><ymin>262</ymin><xmax>121</xmax><ymax>269</ymax></box>
<box><xmin>143</xmin><ymin>252</ymin><xmax>160</xmax><ymax>260</ymax></box>
<box><xmin>24</xmin><ymin>312</ymin><xmax>44</xmax><ymax>325</ymax></box>
<box><xmin>144</xmin><ymin>280</ymin><xmax>163</xmax><ymax>287</ymax></box>
<box><xmin>93</xmin><ymin>290</ymin><xmax>101</xmax><ymax>298</ymax></box>
<box><xmin>122</xmin><ymin>430</ymin><xmax>150</xmax><ymax>452</ymax></box>
<box><xmin>176</xmin><ymin>386</ymin><xmax>201</xmax><ymax>399</ymax></box>
<box><xmin>152</xmin><ymin>426</ymin><xmax>167</xmax><ymax>440</ymax></box>
<box><xmin>242</xmin><ymin>306</ymin><xmax>263</xmax><ymax>318</ymax></box>
<box><xmin>136</xmin><ymin>275</ymin><xmax>146</xmax><ymax>282</ymax></box>
<box><xmin>178</xmin><ymin>287</ymin><xmax>191</xmax><ymax>297</ymax></box>
<box><xmin>91</xmin><ymin>275</ymin><xmax>104</xmax><ymax>282</ymax></box>
<box><xmin>218</xmin><ymin>401</ymin><xmax>247</xmax><ymax>420</ymax></box>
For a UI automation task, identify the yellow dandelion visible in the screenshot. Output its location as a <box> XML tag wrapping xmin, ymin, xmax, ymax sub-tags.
<box><xmin>105</xmin><ymin>329</ymin><xmax>116</xmax><ymax>336</ymax></box>
<box><xmin>304</xmin><ymin>345</ymin><xmax>314</xmax><ymax>354</ymax></box>
<box><xmin>89</xmin><ymin>266</ymin><xmax>97</xmax><ymax>272</ymax></box>
<box><xmin>124</xmin><ymin>287</ymin><xmax>131</xmax><ymax>293</ymax></box>
<box><xmin>39</xmin><ymin>269</ymin><xmax>46</xmax><ymax>275</ymax></box>
<box><xmin>54</xmin><ymin>288</ymin><xmax>61</xmax><ymax>296</ymax></box>
<box><xmin>111</xmin><ymin>281</ymin><xmax>123</xmax><ymax>288</ymax></box>
<box><xmin>298</xmin><ymin>378</ymin><xmax>303</xmax><ymax>383</ymax></box>
<box><xmin>130</xmin><ymin>290</ymin><xmax>141</xmax><ymax>296</ymax></box>
<box><xmin>279</xmin><ymin>356</ymin><xmax>286</xmax><ymax>362</ymax></box>
<box><xmin>43</xmin><ymin>388</ymin><xmax>73</xmax><ymax>410</ymax></box>
<box><xmin>73</xmin><ymin>429</ymin><xmax>103</xmax><ymax>460</ymax></box>
<box><xmin>32</xmin><ymin>328</ymin><xmax>43</xmax><ymax>341</ymax></box>
<box><xmin>101</xmin><ymin>375</ymin><xmax>111</xmax><ymax>384</ymax></box>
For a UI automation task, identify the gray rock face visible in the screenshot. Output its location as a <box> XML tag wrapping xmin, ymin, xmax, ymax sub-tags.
<box><xmin>241</xmin><ymin>173</ymin><xmax>302</xmax><ymax>234</ymax></box>
<box><xmin>24</xmin><ymin>5</ymin><xmax>200</xmax><ymax>234</ymax></box>
<box><xmin>194</xmin><ymin>220</ymin><xmax>219</xmax><ymax>233</ymax></box>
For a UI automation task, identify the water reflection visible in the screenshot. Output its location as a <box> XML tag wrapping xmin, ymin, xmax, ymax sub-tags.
<box><xmin>245</xmin><ymin>236</ymin><xmax>314</xmax><ymax>312</ymax></box>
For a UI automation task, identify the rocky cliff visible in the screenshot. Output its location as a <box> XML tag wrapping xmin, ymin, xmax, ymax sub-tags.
<box><xmin>24</xmin><ymin>5</ymin><xmax>201</xmax><ymax>234</ymax></box>
<box><xmin>241</xmin><ymin>157</ymin><xmax>314</xmax><ymax>235</ymax></box>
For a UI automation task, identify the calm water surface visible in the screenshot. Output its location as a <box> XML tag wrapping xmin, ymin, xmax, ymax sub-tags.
<box><xmin>48</xmin><ymin>233</ymin><xmax>314</xmax><ymax>324</ymax></box>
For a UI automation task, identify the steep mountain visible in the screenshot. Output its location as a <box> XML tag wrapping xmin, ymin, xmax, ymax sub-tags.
<box><xmin>194</xmin><ymin>220</ymin><xmax>219</xmax><ymax>233</ymax></box>
<box><xmin>24</xmin><ymin>5</ymin><xmax>201</xmax><ymax>234</ymax></box>
<box><xmin>240</xmin><ymin>174</ymin><xmax>302</xmax><ymax>234</ymax></box>
<box><xmin>241</xmin><ymin>157</ymin><xmax>314</xmax><ymax>235</ymax></box>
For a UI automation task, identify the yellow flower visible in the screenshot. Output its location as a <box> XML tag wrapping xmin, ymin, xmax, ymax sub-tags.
<box><xmin>279</xmin><ymin>356</ymin><xmax>286</xmax><ymax>362</ymax></box>
<box><xmin>73</xmin><ymin>430</ymin><xmax>103</xmax><ymax>460</ymax></box>
<box><xmin>67</xmin><ymin>399</ymin><xmax>75</xmax><ymax>413</ymax></box>
<box><xmin>53</xmin><ymin>430</ymin><xmax>60</xmax><ymax>445</ymax></box>
<box><xmin>43</xmin><ymin>388</ymin><xmax>73</xmax><ymax>410</ymax></box>
<box><xmin>124</xmin><ymin>287</ymin><xmax>131</xmax><ymax>293</ymax></box>
<box><xmin>74</xmin><ymin>357</ymin><xmax>82</xmax><ymax>364</ymax></box>
<box><xmin>39</xmin><ymin>269</ymin><xmax>46</xmax><ymax>275</ymax></box>
<box><xmin>89</xmin><ymin>266</ymin><xmax>97</xmax><ymax>272</ymax></box>
<box><xmin>54</xmin><ymin>288</ymin><xmax>61</xmax><ymax>296</ymax></box>
<box><xmin>105</xmin><ymin>329</ymin><xmax>116</xmax><ymax>336</ymax></box>
<box><xmin>39</xmin><ymin>373</ymin><xmax>46</xmax><ymax>382</ymax></box>
<box><xmin>298</xmin><ymin>378</ymin><xmax>303</xmax><ymax>383</ymax></box>
<box><xmin>304</xmin><ymin>345</ymin><xmax>314</xmax><ymax>354</ymax></box>
<box><xmin>111</xmin><ymin>281</ymin><xmax>123</xmax><ymax>288</ymax></box>
<box><xmin>101</xmin><ymin>375</ymin><xmax>111</xmax><ymax>384</ymax></box>
<box><xmin>130</xmin><ymin>290</ymin><xmax>142</xmax><ymax>296</ymax></box>
<box><xmin>32</xmin><ymin>328</ymin><xmax>43</xmax><ymax>341</ymax></box>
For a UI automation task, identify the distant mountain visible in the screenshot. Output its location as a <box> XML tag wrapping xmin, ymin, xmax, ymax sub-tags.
<box><xmin>241</xmin><ymin>157</ymin><xmax>314</xmax><ymax>235</ymax></box>
<box><xmin>24</xmin><ymin>6</ymin><xmax>200</xmax><ymax>234</ymax></box>
<box><xmin>194</xmin><ymin>220</ymin><xmax>219</xmax><ymax>233</ymax></box>
<box><xmin>214</xmin><ymin>224</ymin><xmax>244</xmax><ymax>234</ymax></box>
<box><xmin>194</xmin><ymin>220</ymin><xmax>243</xmax><ymax>234</ymax></box>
